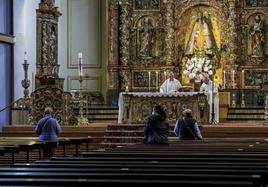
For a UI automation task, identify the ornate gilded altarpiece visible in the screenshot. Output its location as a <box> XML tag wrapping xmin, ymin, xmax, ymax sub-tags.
<box><xmin>107</xmin><ymin>0</ymin><xmax>268</xmax><ymax>104</ymax></box>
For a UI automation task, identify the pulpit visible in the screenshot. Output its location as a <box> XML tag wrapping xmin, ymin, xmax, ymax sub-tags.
<box><xmin>118</xmin><ymin>92</ymin><xmax>209</xmax><ymax>124</ymax></box>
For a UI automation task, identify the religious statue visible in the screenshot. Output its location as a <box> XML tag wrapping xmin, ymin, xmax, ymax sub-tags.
<box><xmin>249</xmin><ymin>15</ymin><xmax>265</xmax><ymax>58</ymax></box>
<box><xmin>49</xmin><ymin>26</ymin><xmax>56</xmax><ymax>65</ymax></box>
<box><xmin>185</xmin><ymin>12</ymin><xmax>218</xmax><ymax>57</ymax></box>
<box><xmin>138</xmin><ymin>17</ymin><xmax>155</xmax><ymax>58</ymax></box>
<box><xmin>183</xmin><ymin>12</ymin><xmax>218</xmax><ymax>81</ymax></box>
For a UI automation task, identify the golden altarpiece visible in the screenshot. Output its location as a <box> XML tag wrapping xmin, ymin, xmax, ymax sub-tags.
<box><xmin>107</xmin><ymin>0</ymin><xmax>268</xmax><ymax>123</ymax></box>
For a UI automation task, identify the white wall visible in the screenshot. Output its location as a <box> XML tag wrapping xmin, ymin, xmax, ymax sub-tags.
<box><xmin>13</xmin><ymin>0</ymin><xmax>105</xmax><ymax>101</ymax></box>
<box><xmin>59</xmin><ymin>0</ymin><xmax>105</xmax><ymax>94</ymax></box>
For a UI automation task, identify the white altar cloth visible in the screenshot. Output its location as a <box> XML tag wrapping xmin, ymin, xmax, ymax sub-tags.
<box><xmin>118</xmin><ymin>92</ymin><xmax>202</xmax><ymax>124</ymax></box>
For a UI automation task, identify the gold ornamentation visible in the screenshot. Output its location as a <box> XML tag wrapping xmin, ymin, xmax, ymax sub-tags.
<box><xmin>164</xmin><ymin>0</ymin><xmax>174</xmax><ymax>65</ymax></box>
<box><xmin>119</xmin><ymin>1</ymin><xmax>130</xmax><ymax>66</ymax></box>
<box><xmin>122</xmin><ymin>93</ymin><xmax>208</xmax><ymax>124</ymax></box>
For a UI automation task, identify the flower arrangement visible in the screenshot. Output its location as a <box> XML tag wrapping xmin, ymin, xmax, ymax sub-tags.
<box><xmin>183</xmin><ymin>56</ymin><xmax>213</xmax><ymax>80</ymax></box>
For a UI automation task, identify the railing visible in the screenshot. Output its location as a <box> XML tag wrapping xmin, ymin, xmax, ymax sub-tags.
<box><xmin>0</xmin><ymin>98</ymin><xmax>33</xmax><ymax>125</ymax></box>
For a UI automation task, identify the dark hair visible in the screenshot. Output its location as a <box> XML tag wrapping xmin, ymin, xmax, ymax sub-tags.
<box><xmin>182</xmin><ymin>109</ymin><xmax>192</xmax><ymax>118</ymax></box>
<box><xmin>154</xmin><ymin>105</ymin><xmax>167</xmax><ymax>119</ymax></box>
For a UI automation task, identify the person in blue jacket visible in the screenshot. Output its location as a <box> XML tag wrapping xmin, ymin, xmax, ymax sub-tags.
<box><xmin>174</xmin><ymin>109</ymin><xmax>202</xmax><ymax>140</ymax></box>
<box><xmin>35</xmin><ymin>107</ymin><xmax>61</xmax><ymax>158</ymax></box>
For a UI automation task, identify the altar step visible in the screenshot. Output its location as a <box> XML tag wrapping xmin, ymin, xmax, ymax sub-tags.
<box><xmin>75</xmin><ymin>105</ymin><xmax>118</xmax><ymax>123</ymax></box>
<box><xmin>101</xmin><ymin>123</ymin><xmax>268</xmax><ymax>148</ymax></box>
<box><xmin>227</xmin><ymin>107</ymin><xmax>265</xmax><ymax>121</ymax></box>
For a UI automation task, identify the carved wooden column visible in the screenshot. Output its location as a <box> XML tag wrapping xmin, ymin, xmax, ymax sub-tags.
<box><xmin>108</xmin><ymin>0</ymin><xmax>119</xmax><ymax>66</ymax></box>
<box><xmin>164</xmin><ymin>0</ymin><xmax>175</xmax><ymax>66</ymax></box>
<box><xmin>119</xmin><ymin>0</ymin><xmax>130</xmax><ymax>66</ymax></box>
<box><xmin>118</xmin><ymin>0</ymin><xmax>131</xmax><ymax>92</ymax></box>
<box><xmin>36</xmin><ymin>0</ymin><xmax>64</xmax><ymax>89</ymax></box>
<box><xmin>107</xmin><ymin>0</ymin><xmax>120</xmax><ymax>105</ymax></box>
<box><xmin>228</xmin><ymin>0</ymin><xmax>238</xmax><ymax>65</ymax></box>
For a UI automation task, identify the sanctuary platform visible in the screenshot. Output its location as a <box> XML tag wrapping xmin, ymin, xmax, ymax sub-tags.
<box><xmin>2</xmin><ymin>122</ymin><xmax>268</xmax><ymax>149</ymax></box>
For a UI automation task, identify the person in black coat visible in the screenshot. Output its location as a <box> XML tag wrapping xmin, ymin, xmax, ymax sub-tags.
<box><xmin>174</xmin><ymin>109</ymin><xmax>202</xmax><ymax>140</ymax></box>
<box><xmin>143</xmin><ymin>105</ymin><xmax>169</xmax><ymax>145</ymax></box>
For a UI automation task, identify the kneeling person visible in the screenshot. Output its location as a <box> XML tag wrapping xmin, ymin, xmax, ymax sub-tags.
<box><xmin>143</xmin><ymin>105</ymin><xmax>169</xmax><ymax>145</ymax></box>
<box><xmin>174</xmin><ymin>109</ymin><xmax>202</xmax><ymax>140</ymax></box>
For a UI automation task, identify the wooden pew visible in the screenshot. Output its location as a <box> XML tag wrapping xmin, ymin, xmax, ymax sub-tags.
<box><xmin>1</xmin><ymin>138</ymin><xmax>267</xmax><ymax>186</ymax></box>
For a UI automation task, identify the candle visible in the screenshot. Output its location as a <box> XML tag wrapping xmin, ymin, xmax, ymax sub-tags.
<box><xmin>125</xmin><ymin>85</ymin><xmax>129</xmax><ymax>93</ymax></box>
<box><xmin>78</xmin><ymin>52</ymin><xmax>83</xmax><ymax>76</ymax></box>
<box><xmin>164</xmin><ymin>71</ymin><xmax>167</xmax><ymax>92</ymax></box>
<box><xmin>232</xmin><ymin>70</ymin><xmax>235</xmax><ymax>89</ymax></box>
<box><xmin>24</xmin><ymin>52</ymin><xmax>27</xmax><ymax>64</ymax></box>
<box><xmin>148</xmin><ymin>71</ymin><xmax>151</xmax><ymax>92</ymax></box>
<box><xmin>242</xmin><ymin>70</ymin><xmax>245</xmax><ymax>89</ymax></box>
<box><xmin>156</xmin><ymin>71</ymin><xmax>159</xmax><ymax>92</ymax></box>
<box><xmin>223</xmin><ymin>70</ymin><xmax>226</xmax><ymax>90</ymax></box>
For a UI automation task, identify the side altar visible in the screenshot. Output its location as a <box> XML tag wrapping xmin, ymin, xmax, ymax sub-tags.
<box><xmin>118</xmin><ymin>92</ymin><xmax>208</xmax><ymax>124</ymax></box>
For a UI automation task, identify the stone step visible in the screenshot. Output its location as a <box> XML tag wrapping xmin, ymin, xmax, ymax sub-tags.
<box><xmin>88</xmin><ymin>110</ymin><xmax>118</xmax><ymax>114</ymax></box>
<box><xmin>86</xmin><ymin>114</ymin><xmax>118</xmax><ymax>119</ymax></box>
<box><xmin>227</xmin><ymin>114</ymin><xmax>265</xmax><ymax>120</ymax></box>
<box><xmin>228</xmin><ymin>110</ymin><xmax>265</xmax><ymax>114</ymax></box>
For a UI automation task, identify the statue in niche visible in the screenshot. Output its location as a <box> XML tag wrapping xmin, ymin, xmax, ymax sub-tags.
<box><xmin>49</xmin><ymin>25</ymin><xmax>56</xmax><ymax>65</ymax></box>
<box><xmin>249</xmin><ymin>15</ymin><xmax>265</xmax><ymax>58</ymax></box>
<box><xmin>185</xmin><ymin>12</ymin><xmax>218</xmax><ymax>57</ymax></box>
<box><xmin>138</xmin><ymin>17</ymin><xmax>155</xmax><ymax>58</ymax></box>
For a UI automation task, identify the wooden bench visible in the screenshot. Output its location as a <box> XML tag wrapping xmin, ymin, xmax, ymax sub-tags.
<box><xmin>0</xmin><ymin>138</ymin><xmax>267</xmax><ymax>186</ymax></box>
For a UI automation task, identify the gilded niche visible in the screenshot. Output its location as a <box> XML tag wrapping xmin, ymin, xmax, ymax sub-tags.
<box><xmin>175</xmin><ymin>6</ymin><xmax>226</xmax><ymax>86</ymax></box>
<box><xmin>135</xmin><ymin>16</ymin><xmax>158</xmax><ymax>59</ymax></box>
<box><xmin>136</xmin><ymin>16</ymin><xmax>156</xmax><ymax>58</ymax></box>
<box><xmin>247</xmin><ymin>14</ymin><xmax>267</xmax><ymax>59</ymax></box>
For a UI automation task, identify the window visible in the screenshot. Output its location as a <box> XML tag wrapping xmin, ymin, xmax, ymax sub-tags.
<box><xmin>0</xmin><ymin>0</ymin><xmax>13</xmax><ymax>125</ymax></box>
<box><xmin>0</xmin><ymin>0</ymin><xmax>12</xmax><ymax>35</ymax></box>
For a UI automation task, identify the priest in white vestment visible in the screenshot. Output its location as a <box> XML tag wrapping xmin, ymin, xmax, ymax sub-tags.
<box><xmin>160</xmin><ymin>72</ymin><xmax>182</xmax><ymax>93</ymax></box>
<box><xmin>200</xmin><ymin>74</ymin><xmax>219</xmax><ymax>124</ymax></box>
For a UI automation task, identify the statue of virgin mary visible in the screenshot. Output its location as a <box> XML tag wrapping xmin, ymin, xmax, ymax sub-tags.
<box><xmin>185</xmin><ymin>12</ymin><xmax>218</xmax><ymax>57</ymax></box>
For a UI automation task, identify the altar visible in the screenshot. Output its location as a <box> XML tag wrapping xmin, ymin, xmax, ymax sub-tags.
<box><xmin>118</xmin><ymin>92</ymin><xmax>208</xmax><ymax>124</ymax></box>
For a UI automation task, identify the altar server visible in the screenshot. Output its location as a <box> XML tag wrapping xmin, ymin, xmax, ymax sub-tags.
<box><xmin>200</xmin><ymin>74</ymin><xmax>219</xmax><ymax>124</ymax></box>
<box><xmin>160</xmin><ymin>71</ymin><xmax>182</xmax><ymax>93</ymax></box>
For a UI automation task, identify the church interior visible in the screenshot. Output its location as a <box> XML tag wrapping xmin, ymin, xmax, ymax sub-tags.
<box><xmin>0</xmin><ymin>0</ymin><xmax>268</xmax><ymax>186</ymax></box>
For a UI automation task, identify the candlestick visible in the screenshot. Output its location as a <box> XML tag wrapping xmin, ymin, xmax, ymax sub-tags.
<box><xmin>156</xmin><ymin>71</ymin><xmax>159</xmax><ymax>92</ymax></box>
<box><xmin>223</xmin><ymin>70</ymin><xmax>226</xmax><ymax>90</ymax></box>
<box><xmin>232</xmin><ymin>70</ymin><xmax>235</xmax><ymax>89</ymax></box>
<box><xmin>148</xmin><ymin>71</ymin><xmax>151</xmax><ymax>92</ymax></box>
<box><xmin>32</xmin><ymin>72</ymin><xmax>34</xmax><ymax>93</ymax></box>
<box><xmin>78</xmin><ymin>52</ymin><xmax>83</xmax><ymax>76</ymax></box>
<box><xmin>22</xmin><ymin>57</ymin><xmax>30</xmax><ymax>98</ymax></box>
<box><xmin>242</xmin><ymin>70</ymin><xmax>245</xmax><ymax>89</ymax></box>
